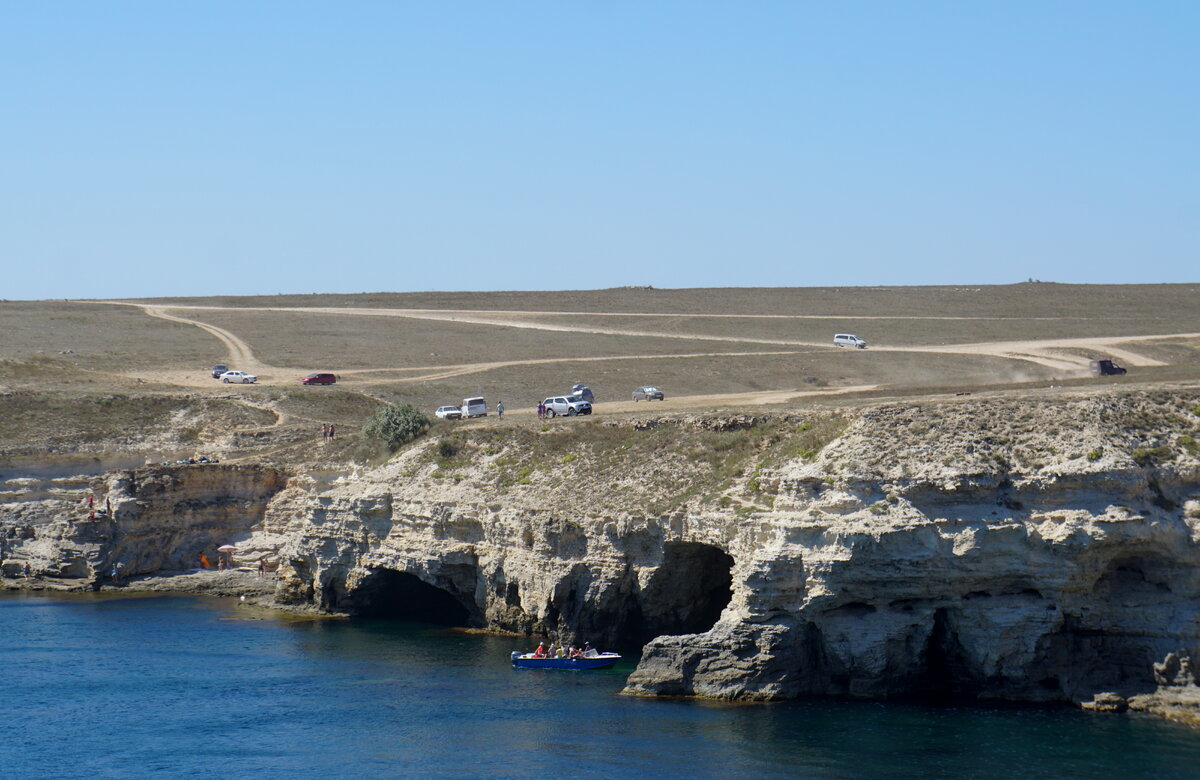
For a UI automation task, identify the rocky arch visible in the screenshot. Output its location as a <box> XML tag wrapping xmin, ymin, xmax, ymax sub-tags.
<box><xmin>344</xmin><ymin>566</ymin><xmax>481</xmax><ymax>627</ymax></box>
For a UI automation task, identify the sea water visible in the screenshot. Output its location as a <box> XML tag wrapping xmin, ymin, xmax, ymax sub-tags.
<box><xmin>2</xmin><ymin>593</ymin><xmax>1199</xmax><ymax>779</ymax></box>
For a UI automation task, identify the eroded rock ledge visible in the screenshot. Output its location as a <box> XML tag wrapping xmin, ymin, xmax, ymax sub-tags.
<box><xmin>3</xmin><ymin>389</ymin><xmax>1200</xmax><ymax>720</ymax></box>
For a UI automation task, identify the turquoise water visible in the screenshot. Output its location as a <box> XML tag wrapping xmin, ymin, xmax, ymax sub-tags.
<box><xmin>3</xmin><ymin>594</ymin><xmax>1200</xmax><ymax>779</ymax></box>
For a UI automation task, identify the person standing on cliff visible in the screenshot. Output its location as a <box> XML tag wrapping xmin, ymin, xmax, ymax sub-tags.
<box><xmin>321</xmin><ymin>423</ymin><xmax>328</xmax><ymax>441</ymax></box>
<box><xmin>497</xmin><ymin>401</ymin><xmax>504</xmax><ymax>418</ymax></box>
<box><xmin>87</xmin><ymin>493</ymin><xmax>94</xmax><ymax>508</ymax></box>
<box><xmin>23</xmin><ymin>562</ymin><xmax>31</xmax><ymax>580</ymax></box>
<box><xmin>258</xmin><ymin>557</ymin><xmax>267</xmax><ymax>578</ymax></box>
<box><xmin>329</xmin><ymin>423</ymin><xmax>336</xmax><ymax>440</ymax></box>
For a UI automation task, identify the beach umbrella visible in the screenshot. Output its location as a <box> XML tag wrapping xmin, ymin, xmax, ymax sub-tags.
<box><xmin>217</xmin><ymin>545</ymin><xmax>237</xmax><ymax>552</ymax></box>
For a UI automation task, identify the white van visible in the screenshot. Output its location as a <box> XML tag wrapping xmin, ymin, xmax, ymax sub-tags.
<box><xmin>461</xmin><ymin>397</ymin><xmax>488</xmax><ymax>418</ymax></box>
<box><xmin>834</xmin><ymin>334</ymin><xmax>867</xmax><ymax>349</ymax></box>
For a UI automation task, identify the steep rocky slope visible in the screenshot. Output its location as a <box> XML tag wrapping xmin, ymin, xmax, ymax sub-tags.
<box><xmin>3</xmin><ymin>388</ymin><xmax>1200</xmax><ymax>718</ymax></box>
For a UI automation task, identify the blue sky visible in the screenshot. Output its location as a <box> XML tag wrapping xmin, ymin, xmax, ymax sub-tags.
<box><xmin>2</xmin><ymin>2</ymin><xmax>1196</xmax><ymax>299</ymax></box>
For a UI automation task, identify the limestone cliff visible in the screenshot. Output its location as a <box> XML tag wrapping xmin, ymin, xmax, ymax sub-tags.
<box><xmin>4</xmin><ymin>388</ymin><xmax>1200</xmax><ymax>715</ymax></box>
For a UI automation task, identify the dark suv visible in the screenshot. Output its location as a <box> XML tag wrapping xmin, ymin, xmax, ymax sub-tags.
<box><xmin>1090</xmin><ymin>359</ymin><xmax>1127</xmax><ymax>376</ymax></box>
<box><xmin>301</xmin><ymin>373</ymin><xmax>337</xmax><ymax>385</ymax></box>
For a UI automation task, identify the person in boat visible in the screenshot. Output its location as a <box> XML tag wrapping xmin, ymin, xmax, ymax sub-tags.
<box><xmin>554</xmin><ymin>644</ymin><xmax>564</xmax><ymax>659</ymax></box>
<box><xmin>569</xmin><ymin>645</ymin><xmax>582</xmax><ymax>659</ymax></box>
<box><xmin>532</xmin><ymin>642</ymin><xmax>546</xmax><ymax>658</ymax></box>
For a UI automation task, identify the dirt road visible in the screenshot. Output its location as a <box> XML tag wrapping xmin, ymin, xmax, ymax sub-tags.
<box><xmin>85</xmin><ymin>301</ymin><xmax>1197</xmax><ymax>398</ymax></box>
<box><xmin>127</xmin><ymin>302</ymin><xmax>1196</xmax><ymax>373</ymax></box>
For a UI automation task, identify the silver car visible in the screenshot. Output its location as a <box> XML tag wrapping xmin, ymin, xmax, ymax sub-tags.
<box><xmin>435</xmin><ymin>406</ymin><xmax>463</xmax><ymax>420</ymax></box>
<box><xmin>542</xmin><ymin>396</ymin><xmax>592</xmax><ymax>417</ymax></box>
<box><xmin>632</xmin><ymin>385</ymin><xmax>664</xmax><ymax>401</ymax></box>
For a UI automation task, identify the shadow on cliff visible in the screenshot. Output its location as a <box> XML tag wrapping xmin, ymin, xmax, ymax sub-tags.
<box><xmin>546</xmin><ymin>541</ymin><xmax>736</xmax><ymax>649</ymax></box>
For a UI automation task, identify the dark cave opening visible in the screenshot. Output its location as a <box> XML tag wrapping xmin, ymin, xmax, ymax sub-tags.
<box><xmin>349</xmin><ymin>568</ymin><xmax>474</xmax><ymax>626</ymax></box>
<box><xmin>627</xmin><ymin>541</ymin><xmax>735</xmax><ymax>648</ymax></box>
<box><xmin>916</xmin><ymin>608</ymin><xmax>981</xmax><ymax>700</ymax></box>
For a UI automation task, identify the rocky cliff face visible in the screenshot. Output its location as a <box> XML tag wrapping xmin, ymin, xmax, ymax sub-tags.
<box><xmin>4</xmin><ymin>388</ymin><xmax>1200</xmax><ymax>713</ymax></box>
<box><xmin>1</xmin><ymin>464</ymin><xmax>289</xmax><ymax>579</ymax></box>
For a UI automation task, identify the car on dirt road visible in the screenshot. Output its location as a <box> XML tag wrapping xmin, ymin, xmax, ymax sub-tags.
<box><xmin>211</xmin><ymin>364</ymin><xmax>229</xmax><ymax>379</ymax></box>
<box><xmin>632</xmin><ymin>385</ymin><xmax>665</xmax><ymax>401</ymax></box>
<box><xmin>542</xmin><ymin>396</ymin><xmax>592</xmax><ymax>417</ymax></box>
<box><xmin>435</xmin><ymin>406</ymin><xmax>464</xmax><ymax>420</ymax></box>
<box><xmin>219</xmin><ymin>370</ymin><xmax>258</xmax><ymax>384</ymax></box>
<box><xmin>834</xmin><ymin>334</ymin><xmax>867</xmax><ymax>349</ymax></box>
<box><xmin>570</xmin><ymin>384</ymin><xmax>595</xmax><ymax>403</ymax></box>
<box><xmin>1090</xmin><ymin>359</ymin><xmax>1127</xmax><ymax>376</ymax></box>
<box><xmin>301</xmin><ymin>373</ymin><xmax>337</xmax><ymax>385</ymax></box>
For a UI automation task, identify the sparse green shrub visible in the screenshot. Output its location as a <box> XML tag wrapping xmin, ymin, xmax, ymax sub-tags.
<box><xmin>438</xmin><ymin>437</ymin><xmax>460</xmax><ymax>458</ymax></box>
<box><xmin>562</xmin><ymin>454</ymin><xmax>576</xmax><ymax>464</ymax></box>
<box><xmin>362</xmin><ymin>403</ymin><xmax>430</xmax><ymax>450</ymax></box>
<box><xmin>1179</xmin><ymin>435</ymin><xmax>1198</xmax><ymax>456</ymax></box>
<box><xmin>1131</xmin><ymin>445</ymin><xmax>1174</xmax><ymax>467</ymax></box>
<box><xmin>1086</xmin><ymin>448</ymin><xmax>1103</xmax><ymax>462</ymax></box>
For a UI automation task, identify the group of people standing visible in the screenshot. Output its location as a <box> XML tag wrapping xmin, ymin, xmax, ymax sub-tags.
<box><xmin>321</xmin><ymin>423</ymin><xmax>337</xmax><ymax>441</ymax></box>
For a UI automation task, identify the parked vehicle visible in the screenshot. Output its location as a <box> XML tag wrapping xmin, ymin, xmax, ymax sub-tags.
<box><xmin>220</xmin><ymin>370</ymin><xmax>257</xmax><ymax>384</ymax></box>
<box><xmin>632</xmin><ymin>385</ymin><xmax>665</xmax><ymax>401</ymax></box>
<box><xmin>1090</xmin><ymin>359</ymin><xmax>1127</xmax><ymax>376</ymax></box>
<box><xmin>834</xmin><ymin>334</ymin><xmax>867</xmax><ymax>349</ymax></box>
<box><xmin>570</xmin><ymin>384</ymin><xmax>595</xmax><ymax>403</ymax></box>
<box><xmin>211</xmin><ymin>364</ymin><xmax>229</xmax><ymax>379</ymax></box>
<box><xmin>435</xmin><ymin>406</ymin><xmax>464</xmax><ymax>420</ymax></box>
<box><xmin>461</xmin><ymin>397</ymin><xmax>488</xmax><ymax>418</ymax></box>
<box><xmin>301</xmin><ymin>373</ymin><xmax>337</xmax><ymax>385</ymax></box>
<box><xmin>542</xmin><ymin>396</ymin><xmax>592</xmax><ymax>417</ymax></box>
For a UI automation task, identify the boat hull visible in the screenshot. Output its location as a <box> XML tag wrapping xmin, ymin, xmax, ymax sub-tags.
<box><xmin>512</xmin><ymin>653</ymin><xmax>620</xmax><ymax>670</ymax></box>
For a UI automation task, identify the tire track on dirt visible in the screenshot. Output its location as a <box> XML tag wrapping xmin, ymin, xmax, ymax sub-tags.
<box><xmin>137</xmin><ymin>305</ymin><xmax>267</xmax><ymax>374</ymax></box>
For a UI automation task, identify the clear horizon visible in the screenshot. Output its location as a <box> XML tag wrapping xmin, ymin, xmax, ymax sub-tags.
<box><xmin>3</xmin><ymin>2</ymin><xmax>1197</xmax><ymax>300</ymax></box>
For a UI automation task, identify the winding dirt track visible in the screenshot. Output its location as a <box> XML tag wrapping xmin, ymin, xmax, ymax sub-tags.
<box><xmin>139</xmin><ymin>305</ymin><xmax>267</xmax><ymax>375</ymax></box>
<box><xmin>126</xmin><ymin>303</ymin><xmax>1196</xmax><ymax>372</ymax></box>
<box><xmin>88</xmin><ymin>301</ymin><xmax>1198</xmax><ymax>394</ymax></box>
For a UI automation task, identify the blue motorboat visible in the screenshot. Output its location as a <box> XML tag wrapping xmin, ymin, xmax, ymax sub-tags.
<box><xmin>511</xmin><ymin>651</ymin><xmax>621</xmax><ymax>670</ymax></box>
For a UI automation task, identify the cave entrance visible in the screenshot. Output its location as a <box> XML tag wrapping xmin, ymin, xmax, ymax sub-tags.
<box><xmin>630</xmin><ymin>541</ymin><xmax>735</xmax><ymax>647</ymax></box>
<box><xmin>350</xmin><ymin>568</ymin><xmax>473</xmax><ymax>626</ymax></box>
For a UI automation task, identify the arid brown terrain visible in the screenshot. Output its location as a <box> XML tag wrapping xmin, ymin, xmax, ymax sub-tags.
<box><xmin>2</xmin><ymin>283</ymin><xmax>1198</xmax><ymax>461</ymax></box>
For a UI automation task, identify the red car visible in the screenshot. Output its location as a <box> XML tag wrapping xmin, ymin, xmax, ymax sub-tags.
<box><xmin>301</xmin><ymin>373</ymin><xmax>337</xmax><ymax>385</ymax></box>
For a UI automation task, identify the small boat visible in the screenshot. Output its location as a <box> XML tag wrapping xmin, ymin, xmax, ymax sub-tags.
<box><xmin>511</xmin><ymin>651</ymin><xmax>621</xmax><ymax>670</ymax></box>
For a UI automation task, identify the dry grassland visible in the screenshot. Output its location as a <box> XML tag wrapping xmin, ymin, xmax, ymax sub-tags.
<box><xmin>2</xmin><ymin>283</ymin><xmax>1199</xmax><ymax>465</ymax></box>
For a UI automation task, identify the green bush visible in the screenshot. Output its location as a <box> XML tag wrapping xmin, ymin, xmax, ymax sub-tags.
<box><xmin>1131</xmin><ymin>445</ymin><xmax>1173</xmax><ymax>467</ymax></box>
<box><xmin>438</xmin><ymin>437</ymin><xmax>460</xmax><ymax>458</ymax></box>
<box><xmin>362</xmin><ymin>403</ymin><xmax>431</xmax><ymax>450</ymax></box>
<box><xmin>1086</xmin><ymin>448</ymin><xmax>1103</xmax><ymax>462</ymax></box>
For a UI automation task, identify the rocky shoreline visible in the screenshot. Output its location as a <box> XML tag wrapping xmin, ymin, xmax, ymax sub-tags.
<box><xmin>3</xmin><ymin>389</ymin><xmax>1200</xmax><ymax>725</ymax></box>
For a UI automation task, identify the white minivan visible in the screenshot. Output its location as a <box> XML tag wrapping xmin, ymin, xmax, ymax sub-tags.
<box><xmin>461</xmin><ymin>397</ymin><xmax>488</xmax><ymax>418</ymax></box>
<box><xmin>834</xmin><ymin>334</ymin><xmax>867</xmax><ymax>349</ymax></box>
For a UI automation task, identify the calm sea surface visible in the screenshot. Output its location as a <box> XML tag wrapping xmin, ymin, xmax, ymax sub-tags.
<box><xmin>2</xmin><ymin>593</ymin><xmax>1199</xmax><ymax>779</ymax></box>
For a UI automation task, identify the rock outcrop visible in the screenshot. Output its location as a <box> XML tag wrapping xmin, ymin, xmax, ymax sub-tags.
<box><xmin>4</xmin><ymin>388</ymin><xmax>1200</xmax><ymax>718</ymax></box>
